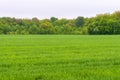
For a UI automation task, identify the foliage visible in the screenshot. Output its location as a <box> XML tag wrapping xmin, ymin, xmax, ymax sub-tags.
<box><xmin>0</xmin><ymin>11</ymin><xmax>120</xmax><ymax>34</ymax></box>
<box><xmin>87</xmin><ymin>12</ymin><xmax>120</xmax><ymax>34</ymax></box>
<box><xmin>75</xmin><ymin>16</ymin><xmax>85</xmax><ymax>27</ymax></box>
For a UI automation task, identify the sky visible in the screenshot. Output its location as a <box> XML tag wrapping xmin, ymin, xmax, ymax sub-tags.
<box><xmin>0</xmin><ymin>0</ymin><xmax>120</xmax><ymax>19</ymax></box>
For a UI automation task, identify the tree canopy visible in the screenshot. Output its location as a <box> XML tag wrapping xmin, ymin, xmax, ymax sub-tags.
<box><xmin>0</xmin><ymin>11</ymin><xmax>120</xmax><ymax>35</ymax></box>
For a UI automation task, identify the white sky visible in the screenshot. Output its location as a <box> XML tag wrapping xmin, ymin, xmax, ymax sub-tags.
<box><xmin>0</xmin><ymin>0</ymin><xmax>120</xmax><ymax>19</ymax></box>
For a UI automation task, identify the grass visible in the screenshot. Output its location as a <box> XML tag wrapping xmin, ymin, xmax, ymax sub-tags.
<box><xmin>0</xmin><ymin>35</ymin><xmax>120</xmax><ymax>80</ymax></box>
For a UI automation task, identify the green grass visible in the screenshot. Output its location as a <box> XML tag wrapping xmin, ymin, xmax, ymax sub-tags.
<box><xmin>0</xmin><ymin>35</ymin><xmax>120</xmax><ymax>80</ymax></box>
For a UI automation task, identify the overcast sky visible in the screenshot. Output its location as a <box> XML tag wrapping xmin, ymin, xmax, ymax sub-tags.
<box><xmin>0</xmin><ymin>0</ymin><xmax>120</xmax><ymax>19</ymax></box>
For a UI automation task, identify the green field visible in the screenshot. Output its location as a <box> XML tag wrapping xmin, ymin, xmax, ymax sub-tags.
<box><xmin>0</xmin><ymin>35</ymin><xmax>120</xmax><ymax>80</ymax></box>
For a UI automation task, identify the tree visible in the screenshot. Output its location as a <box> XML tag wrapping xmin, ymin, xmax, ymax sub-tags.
<box><xmin>75</xmin><ymin>16</ymin><xmax>84</xmax><ymax>27</ymax></box>
<box><xmin>40</xmin><ymin>21</ymin><xmax>53</xmax><ymax>34</ymax></box>
<box><xmin>29</xmin><ymin>24</ymin><xmax>39</xmax><ymax>34</ymax></box>
<box><xmin>50</xmin><ymin>17</ymin><xmax>58</xmax><ymax>22</ymax></box>
<box><xmin>112</xmin><ymin>11</ymin><xmax>120</xmax><ymax>20</ymax></box>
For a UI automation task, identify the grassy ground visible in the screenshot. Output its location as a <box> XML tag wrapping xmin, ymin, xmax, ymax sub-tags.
<box><xmin>0</xmin><ymin>35</ymin><xmax>120</xmax><ymax>80</ymax></box>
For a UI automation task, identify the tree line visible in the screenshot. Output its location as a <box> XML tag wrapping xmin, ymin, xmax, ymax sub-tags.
<box><xmin>0</xmin><ymin>11</ymin><xmax>120</xmax><ymax>35</ymax></box>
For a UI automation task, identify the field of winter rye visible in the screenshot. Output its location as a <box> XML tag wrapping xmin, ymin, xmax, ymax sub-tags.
<box><xmin>0</xmin><ymin>35</ymin><xmax>120</xmax><ymax>80</ymax></box>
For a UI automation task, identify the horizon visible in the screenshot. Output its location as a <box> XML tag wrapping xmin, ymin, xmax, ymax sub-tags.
<box><xmin>0</xmin><ymin>0</ymin><xmax>120</xmax><ymax>19</ymax></box>
<box><xmin>0</xmin><ymin>11</ymin><xmax>118</xmax><ymax>20</ymax></box>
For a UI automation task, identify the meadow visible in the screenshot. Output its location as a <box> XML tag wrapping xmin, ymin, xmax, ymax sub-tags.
<box><xmin>0</xmin><ymin>35</ymin><xmax>120</xmax><ymax>80</ymax></box>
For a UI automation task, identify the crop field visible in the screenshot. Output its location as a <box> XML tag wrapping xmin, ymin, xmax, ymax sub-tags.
<box><xmin>0</xmin><ymin>35</ymin><xmax>120</xmax><ymax>80</ymax></box>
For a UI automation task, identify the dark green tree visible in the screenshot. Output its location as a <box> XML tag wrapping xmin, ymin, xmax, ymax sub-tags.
<box><xmin>75</xmin><ymin>16</ymin><xmax>84</xmax><ymax>27</ymax></box>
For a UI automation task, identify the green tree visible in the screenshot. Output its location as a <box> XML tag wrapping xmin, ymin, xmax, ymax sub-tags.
<box><xmin>50</xmin><ymin>17</ymin><xmax>58</xmax><ymax>22</ymax></box>
<box><xmin>29</xmin><ymin>24</ymin><xmax>39</xmax><ymax>34</ymax></box>
<box><xmin>75</xmin><ymin>16</ymin><xmax>84</xmax><ymax>27</ymax></box>
<box><xmin>40</xmin><ymin>21</ymin><xmax>53</xmax><ymax>34</ymax></box>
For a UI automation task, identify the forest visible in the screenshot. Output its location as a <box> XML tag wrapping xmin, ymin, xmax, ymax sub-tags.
<box><xmin>0</xmin><ymin>11</ymin><xmax>120</xmax><ymax>35</ymax></box>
